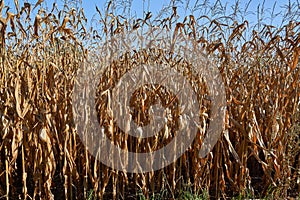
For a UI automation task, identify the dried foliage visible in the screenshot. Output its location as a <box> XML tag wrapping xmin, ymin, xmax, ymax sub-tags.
<box><xmin>0</xmin><ymin>0</ymin><xmax>299</xmax><ymax>199</ymax></box>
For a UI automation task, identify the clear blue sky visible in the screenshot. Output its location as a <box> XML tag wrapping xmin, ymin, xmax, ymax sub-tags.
<box><xmin>6</xmin><ymin>0</ymin><xmax>299</xmax><ymax>27</ymax></box>
<box><xmin>79</xmin><ymin>0</ymin><xmax>298</xmax><ymax>26</ymax></box>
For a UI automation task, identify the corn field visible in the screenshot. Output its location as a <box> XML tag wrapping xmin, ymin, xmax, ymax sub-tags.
<box><xmin>0</xmin><ymin>0</ymin><xmax>299</xmax><ymax>199</ymax></box>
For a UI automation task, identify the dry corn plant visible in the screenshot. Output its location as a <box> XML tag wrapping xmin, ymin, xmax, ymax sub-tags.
<box><xmin>0</xmin><ymin>0</ymin><xmax>299</xmax><ymax>199</ymax></box>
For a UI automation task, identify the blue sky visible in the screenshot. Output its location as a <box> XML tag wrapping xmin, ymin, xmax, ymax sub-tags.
<box><xmin>5</xmin><ymin>0</ymin><xmax>299</xmax><ymax>27</ymax></box>
<box><xmin>79</xmin><ymin>0</ymin><xmax>297</xmax><ymax>26</ymax></box>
